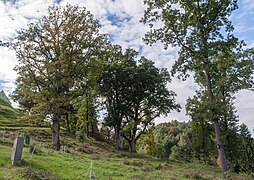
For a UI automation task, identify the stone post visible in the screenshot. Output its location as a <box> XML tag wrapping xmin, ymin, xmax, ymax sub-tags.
<box><xmin>11</xmin><ymin>136</ymin><xmax>24</xmax><ymax>165</ymax></box>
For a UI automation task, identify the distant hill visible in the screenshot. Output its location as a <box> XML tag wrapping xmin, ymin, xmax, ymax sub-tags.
<box><xmin>0</xmin><ymin>90</ymin><xmax>12</xmax><ymax>107</ymax></box>
<box><xmin>0</xmin><ymin>90</ymin><xmax>22</xmax><ymax>123</ymax></box>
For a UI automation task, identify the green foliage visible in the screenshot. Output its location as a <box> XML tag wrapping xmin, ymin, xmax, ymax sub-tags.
<box><xmin>0</xmin><ymin>116</ymin><xmax>253</xmax><ymax>179</ymax></box>
<box><xmin>75</xmin><ymin>129</ymin><xmax>87</xmax><ymax>143</ymax></box>
<box><xmin>186</xmin><ymin>91</ymin><xmax>216</xmax><ymax>162</ymax></box>
<box><xmin>186</xmin><ymin>90</ymin><xmax>254</xmax><ymax>173</ymax></box>
<box><xmin>98</xmin><ymin>45</ymin><xmax>180</xmax><ymax>152</ymax></box>
<box><xmin>151</xmin><ymin>121</ymin><xmax>193</xmax><ymax>160</ymax></box>
<box><xmin>138</xmin><ymin>128</ymin><xmax>157</xmax><ymax>156</ymax></box>
<box><xmin>75</xmin><ymin>90</ymin><xmax>99</xmax><ymax>136</ymax></box>
<box><xmin>142</xmin><ymin>0</ymin><xmax>254</xmax><ymax>173</ymax></box>
<box><xmin>170</xmin><ymin>132</ymin><xmax>192</xmax><ymax>162</ymax></box>
<box><xmin>12</xmin><ymin>4</ymin><xmax>107</xmax><ymax>115</ymax></box>
<box><xmin>237</xmin><ymin>124</ymin><xmax>254</xmax><ymax>174</ymax></box>
<box><xmin>12</xmin><ymin>4</ymin><xmax>108</xmax><ymax>149</ymax></box>
<box><xmin>152</xmin><ymin>122</ymin><xmax>173</xmax><ymax>157</ymax></box>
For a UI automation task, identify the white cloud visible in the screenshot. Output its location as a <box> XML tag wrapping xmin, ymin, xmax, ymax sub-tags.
<box><xmin>235</xmin><ymin>90</ymin><xmax>254</xmax><ymax>131</ymax></box>
<box><xmin>0</xmin><ymin>47</ymin><xmax>17</xmax><ymax>80</ymax></box>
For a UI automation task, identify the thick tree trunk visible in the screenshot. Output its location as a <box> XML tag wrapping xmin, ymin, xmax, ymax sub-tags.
<box><xmin>214</xmin><ymin>118</ymin><xmax>228</xmax><ymax>173</ymax></box>
<box><xmin>52</xmin><ymin>115</ymin><xmax>61</xmax><ymax>150</ymax></box>
<box><xmin>129</xmin><ymin>138</ymin><xmax>136</xmax><ymax>153</ymax></box>
<box><xmin>204</xmin><ymin>67</ymin><xmax>228</xmax><ymax>173</ymax></box>
<box><xmin>115</xmin><ymin>125</ymin><xmax>123</xmax><ymax>149</ymax></box>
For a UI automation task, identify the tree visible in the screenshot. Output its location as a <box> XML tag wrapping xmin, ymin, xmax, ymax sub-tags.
<box><xmin>152</xmin><ymin>122</ymin><xmax>172</xmax><ymax>157</ymax></box>
<box><xmin>122</xmin><ymin>58</ymin><xmax>180</xmax><ymax>152</ymax></box>
<box><xmin>219</xmin><ymin>96</ymin><xmax>241</xmax><ymax>168</ymax></box>
<box><xmin>237</xmin><ymin>124</ymin><xmax>254</xmax><ymax>173</ymax></box>
<box><xmin>170</xmin><ymin>132</ymin><xmax>192</xmax><ymax>162</ymax></box>
<box><xmin>12</xmin><ymin>4</ymin><xmax>107</xmax><ymax>150</ymax></box>
<box><xmin>138</xmin><ymin>127</ymin><xmax>157</xmax><ymax>156</ymax></box>
<box><xmin>152</xmin><ymin>121</ymin><xmax>193</xmax><ymax>158</ymax></box>
<box><xmin>75</xmin><ymin>89</ymin><xmax>99</xmax><ymax>137</ymax></box>
<box><xmin>98</xmin><ymin>46</ymin><xmax>180</xmax><ymax>152</ymax></box>
<box><xmin>186</xmin><ymin>91</ymin><xmax>215</xmax><ymax>163</ymax></box>
<box><xmin>98</xmin><ymin>45</ymin><xmax>137</xmax><ymax>149</ymax></box>
<box><xmin>142</xmin><ymin>0</ymin><xmax>254</xmax><ymax>173</ymax></box>
<box><xmin>11</xmin><ymin>83</ymin><xmax>36</xmax><ymax>112</ymax></box>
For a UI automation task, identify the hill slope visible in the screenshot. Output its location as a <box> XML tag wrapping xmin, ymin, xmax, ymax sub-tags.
<box><xmin>0</xmin><ymin>91</ymin><xmax>27</xmax><ymax>128</ymax></box>
<box><xmin>0</xmin><ymin>90</ymin><xmax>12</xmax><ymax>107</ymax></box>
<box><xmin>0</xmin><ymin>101</ymin><xmax>252</xmax><ymax>179</ymax></box>
<box><xmin>0</xmin><ymin>122</ymin><xmax>253</xmax><ymax>179</ymax></box>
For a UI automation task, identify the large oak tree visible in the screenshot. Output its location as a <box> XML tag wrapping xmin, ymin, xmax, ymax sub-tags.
<box><xmin>142</xmin><ymin>0</ymin><xmax>254</xmax><ymax>173</ymax></box>
<box><xmin>98</xmin><ymin>46</ymin><xmax>180</xmax><ymax>152</ymax></box>
<box><xmin>12</xmin><ymin>4</ymin><xmax>107</xmax><ymax>150</ymax></box>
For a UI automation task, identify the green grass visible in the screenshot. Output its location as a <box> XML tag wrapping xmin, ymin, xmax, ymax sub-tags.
<box><xmin>0</xmin><ymin>105</ymin><xmax>20</xmax><ymax>120</ymax></box>
<box><xmin>0</xmin><ymin>143</ymin><xmax>252</xmax><ymax>180</ymax></box>
<box><xmin>0</xmin><ymin>103</ymin><xmax>253</xmax><ymax>179</ymax></box>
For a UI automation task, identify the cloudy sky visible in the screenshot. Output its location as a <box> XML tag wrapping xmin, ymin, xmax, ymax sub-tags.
<box><xmin>0</xmin><ymin>0</ymin><xmax>254</xmax><ymax>132</ymax></box>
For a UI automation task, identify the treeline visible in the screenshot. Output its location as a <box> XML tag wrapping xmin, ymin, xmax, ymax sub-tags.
<box><xmin>137</xmin><ymin>120</ymin><xmax>254</xmax><ymax>174</ymax></box>
<box><xmin>10</xmin><ymin>5</ymin><xmax>179</xmax><ymax>153</ymax></box>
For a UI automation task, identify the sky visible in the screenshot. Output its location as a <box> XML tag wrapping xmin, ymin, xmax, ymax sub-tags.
<box><xmin>0</xmin><ymin>0</ymin><xmax>254</xmax><ymax>133</ymax></box>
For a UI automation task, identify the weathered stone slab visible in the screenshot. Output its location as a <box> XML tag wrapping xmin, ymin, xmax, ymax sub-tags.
<box><xmin>11</xmin><ymin>136</ymin><xmax>24</xmax><ymax>165</ymax></box>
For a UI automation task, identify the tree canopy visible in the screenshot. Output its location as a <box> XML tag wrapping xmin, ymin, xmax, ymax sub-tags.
<box><xmin>12</xmin><ymin>4</ymin><xmax>108</xmax><ymax>150</ymax></box>
<box><xmin>98</xmin><ymin>45</ymin><xmax>180</xmax><ymax>152</ymax></box>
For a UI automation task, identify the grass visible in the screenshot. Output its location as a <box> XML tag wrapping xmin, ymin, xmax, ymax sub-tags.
<box><xmin>0</xmin><ymin>142</ymin><xmax>252</xmax><ymax>180</ymax></box>
<box><xmin>0</xmin><ymin>104</ymin><xmax>253</xmax><ymax>179</ymax></box>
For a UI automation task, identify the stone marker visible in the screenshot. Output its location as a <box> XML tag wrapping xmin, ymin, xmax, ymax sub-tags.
<box><xmin>11</xmin><ymin>136</ymin><xmax>24</xmax><ymax>165</ymax></box>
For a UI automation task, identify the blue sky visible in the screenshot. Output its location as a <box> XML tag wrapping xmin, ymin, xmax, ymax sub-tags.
<box><xmin>0</xmin><ymin>0</ymin><xmax>254</xmax><ymax>133</ymax></box>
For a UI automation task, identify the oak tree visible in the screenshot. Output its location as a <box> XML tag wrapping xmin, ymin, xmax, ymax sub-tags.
<box><xmin>12</xmin><ymin>4</ymin><xmax>107</xmax><ymax>150</ymax></box>
<box><xmin>142</xmin><ymin>0</ymin><xmax>254</xmax><ymax>173</ymax></box>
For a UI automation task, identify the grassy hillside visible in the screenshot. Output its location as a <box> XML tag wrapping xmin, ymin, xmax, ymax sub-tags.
<box><xmin>0</xmin><ymin>90</ymin><xmax>12</xmax><ymax>108</ymax></box>
<box><xmin>0</xmin><ymin>143</ymin><xmax>238</xmax><ymax>180</ymax></box>
<box><xmin>0</xmin><ymin>138</ymin><xmax>252</xmax><ymax>180</ymax></box>
<box><xmin>0</xmin><ymin>100</ymin><xmax>28</xmax><ymax>129</ymax></box>
<box><xmin>0</xmin><ymin>103</ymin><xmax>253</xmax><ymax>179</ymax></box>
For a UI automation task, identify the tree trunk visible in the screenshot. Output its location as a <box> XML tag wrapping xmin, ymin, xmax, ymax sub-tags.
<box><xmin>201</xmin><ymin>119</ymin><xmax>207</xmax><ymax>163</ymax></box>
<box><xmin>115</xmin><ymin>125</ymin><xmax>123</xmax><ymax>149</ymax></box>
<box><xmin>52</xmin><ymin>114</ymin><xmax>61</xmax><ymax>150</ymax></box>
<box><xmin>71</xmin><ymin>115</ymin><xmax>77</xmax><ymax>134</ymax></box>
<box><xmin>65</xmin><ymin>112</ymin><xmax>70</xmax><ymax>132</ymax></box>
<box><xmin>86</xmin><ymin>94</ymin><xmax>89</xmax><ymax>135</ymax></box>
<box><xmin>129</xmin><ymin>138</ymin><xmax>137</xmax><ymax>153</ymax></box>
<box><xmin>204</xmin><ymin>67</ymin><xmax>228</xmax><ymax>173</ymax></box>
<box><xmin>214</xmin><ymin>118</ymin><xmax>228</xmax><ymax>173</ymax></box>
